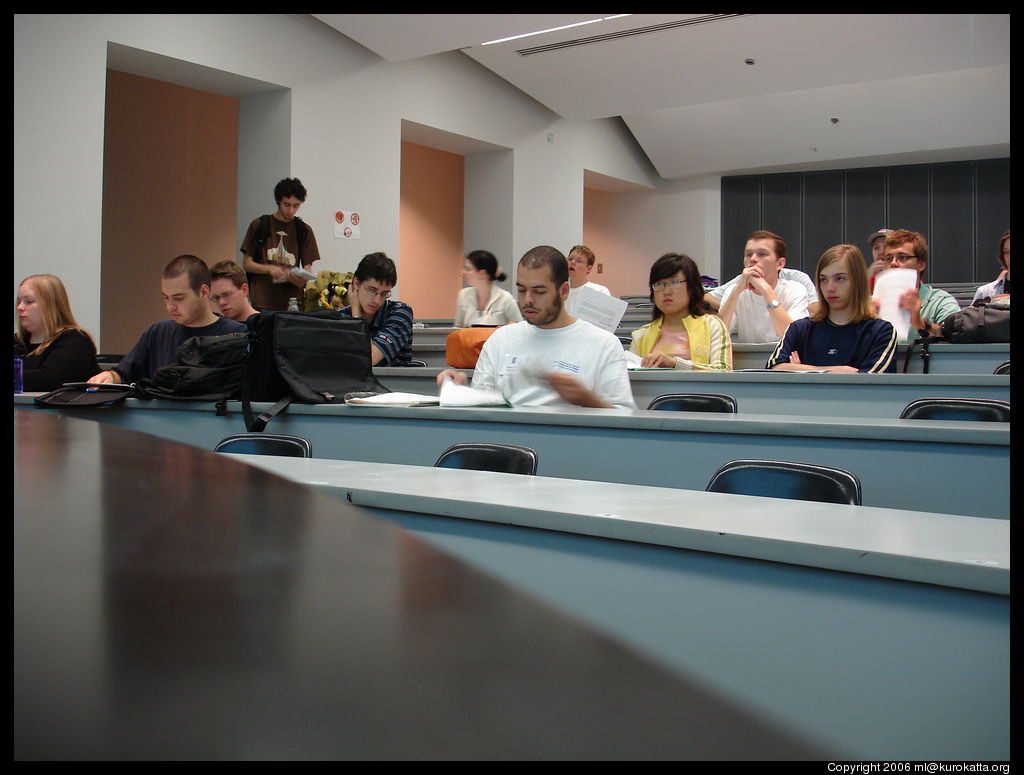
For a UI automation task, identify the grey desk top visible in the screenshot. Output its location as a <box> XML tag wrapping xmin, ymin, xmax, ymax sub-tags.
<box><xmin>231</xmin><ymin>456</ymin><xmax>1010</xmax><ymax>596</ymax></box>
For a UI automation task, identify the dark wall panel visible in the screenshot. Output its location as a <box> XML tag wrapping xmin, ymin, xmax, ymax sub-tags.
<box><xmin>844</xmin><ymin>168</ymin><xmax>887</xmax><ymax>261</ymax></box>
<box><xmin>762</xmin><ymin>174</ymin><xmax>802</xmax><ymax>269</ymax></box>
<box><xmin>721</xmin><ymin>175</ymin><xmax>761</xmax><ymax>280</ymax></box>
<box><xmin>930</xmin><ymin>162</ymin><xmax>974</xmax><ymax>283</ymax></box>
<box><xmin>974</xmin><ymin>158</ymin><xmax>1010</xmax><ymax>281</ymax></box>
<box><xmin>802</xmin><ymin>171</ymin><xmax>844</xmax><ymax>274</ymax></box>
<box><xmin>721</xmin><ymin>158</ymin><xmax>1008</xmax><ymax>284</ymax></box>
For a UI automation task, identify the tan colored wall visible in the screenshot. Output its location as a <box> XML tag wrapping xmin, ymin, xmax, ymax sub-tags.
<box><xmin>101</xmin><ymin>70</ymin><xmax>238</xmax><ymax>353</ymax></box>
<box><xmin>399</xmin><ymin>141</ymin><xmax>464</xmax><ymax>320</ymax></box>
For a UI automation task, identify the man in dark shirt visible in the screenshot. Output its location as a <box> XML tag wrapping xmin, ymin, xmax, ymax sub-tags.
<box><xmin>240</xmin><ymin>177</ymin><xmax>321</xmax><ymax>310</ymax></box>
<box><xmin>90</xmin><ymin>255</ymin><xmax>247</xmax><ymax>384</ymax></box>
<box><xmin>340</xmin><ymin>252</ymin><xmax>414</xmax><ymax>366</ymax></box>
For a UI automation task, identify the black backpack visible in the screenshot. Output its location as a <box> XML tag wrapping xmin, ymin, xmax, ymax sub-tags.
<box><xmin>135</xmin><ymin>332</ymin><xmax>248</xmax><ymax>408</ymax></box>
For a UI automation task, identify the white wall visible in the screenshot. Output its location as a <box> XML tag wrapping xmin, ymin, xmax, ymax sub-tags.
<box><xmin>15</xmin><ymin>13</ymin><xmax>678</xmax><ymax>344</ymax></box>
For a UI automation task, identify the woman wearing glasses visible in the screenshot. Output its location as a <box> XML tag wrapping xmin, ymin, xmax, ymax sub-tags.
<box><xmin>15</xmin><ymin>274</ymin><xmax>100</xmax><ymax>391</ymax></box>
<box><xmin>629</xmin><ymin>253</ymin><xmax>732</xmax><ymax>370</ymax></box>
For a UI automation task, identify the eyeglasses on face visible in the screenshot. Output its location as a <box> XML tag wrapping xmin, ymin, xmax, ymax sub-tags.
<box><xmin>361</xmin><ymin>285</ymin><xmax>392</xmax><ymax>300</ymax></box>
<box><xmin>651</xmin><ymin>279</ymin><xmax>685</xmax><ymax>292</ymax></box>
<box><xmin>882</xmin><ymin>254</ymin><xmax>918</xmax><ymax>265</ymax></box>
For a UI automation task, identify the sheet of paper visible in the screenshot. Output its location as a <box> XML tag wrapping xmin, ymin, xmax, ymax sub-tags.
<box><xmin>346</xmin><ymin>392</ymin><xmax>439</xmax><ymax>406</ymax></box>
<box><xmin>872</xmin><ymin>268</ymin><xmax>917</xmax><ymax>340</ymax></box>
<box><xmin>573</xmin><ymin>287</ymin><xmax>628</xmax><ymax>332</ymax></box>
<box><xmin>438</xmin><ymin>376</ymin><xmax>507</xmax><ymax>407</ymax></box>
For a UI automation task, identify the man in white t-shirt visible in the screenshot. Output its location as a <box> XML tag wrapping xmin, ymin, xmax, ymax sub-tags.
<box><xmin>565</xmin><ymin>244</ymin><xmax>611</xmax><ymax>315</ymax></box>
<box><xmin>716</xmin><ymin>230</ymin><xmax>810</xmax><ymax>343</ymax></box>
<box><xmin>437</xmin><ymin>246</ymin><xmax>635</xmax><ymax>409</ymax></box>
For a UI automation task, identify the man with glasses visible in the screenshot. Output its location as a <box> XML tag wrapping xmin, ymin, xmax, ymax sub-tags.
<box><xmin>565</xmin><ymin>244</ymin><xmax>610</xmax><ymax>315</ymax></box>
<box><xmin>341</xmin><ymin>252</ymin><xmax>414</xmax><ymax>366</ymax></box>
<box><xmin>873</xmin><ymin>230</ymin><xmax>959</xmax><ymax>340</ymax></box>
<box><xmin>209</xmin><ymin>261</ymin><xmax>259</xmax><ymax>323</ymax></box>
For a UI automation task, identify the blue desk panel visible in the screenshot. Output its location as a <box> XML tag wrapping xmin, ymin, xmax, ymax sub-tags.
<box><xmin>19</xmin><ymin>397</ymin><xmax>1008</xmax><ymax>519</ymax></box>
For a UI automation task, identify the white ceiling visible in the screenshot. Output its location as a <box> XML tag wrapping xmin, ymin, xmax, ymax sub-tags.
<box><xmin>314</xmin><ymin>13</ymin><xmax>1011</xmax><ymax>180</ymax></box>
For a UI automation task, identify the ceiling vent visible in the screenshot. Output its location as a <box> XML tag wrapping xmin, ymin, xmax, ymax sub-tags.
<box><xmin>515</xmin><ymin>14</ymin><xmax>747</xmax><ymax>56</ymax></box>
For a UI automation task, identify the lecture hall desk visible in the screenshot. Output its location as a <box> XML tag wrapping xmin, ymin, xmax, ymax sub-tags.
<box><xmin>13</xmin><ymin>410</ymin><xmax>1009</xmax><ymax>759</ymax></box>
<box><xmin>17</xmin><ymin>394</ymin><xmax>1009</xmax><ymax>519</ymax></box>
<box><xmin>15</xmin><ymin>409</ymin><xmax>822</xmax><ymax>760</ymax></box>
<box><xmin>373</xmin><ymin>367</ymin><xmax>1009</xmax><ymax>418</ymax></box>
<box><xmin>233</xmin><ymin>454</ymin><xmax>1009</xmax><ymax>760</ymax></box>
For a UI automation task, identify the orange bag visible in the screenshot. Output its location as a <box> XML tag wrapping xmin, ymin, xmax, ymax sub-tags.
<box><xmin>445</xmin><ymin>326</ymin><xmax>499</xmax><ymax>368</ymax></box>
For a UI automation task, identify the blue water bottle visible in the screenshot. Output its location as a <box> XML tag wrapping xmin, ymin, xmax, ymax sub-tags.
<box><xmin>14</xmin><ymin>355</ymin><xmax>24</xmax><ymax>393</ymax></box>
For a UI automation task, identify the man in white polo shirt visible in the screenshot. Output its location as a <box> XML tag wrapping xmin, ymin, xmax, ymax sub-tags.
<box><xmin>565</xmin><ymin>244</ymin><xmax>611</xmax><ymax>315</ymax></box>
<box><xmin>716</xmin><ymin>230</ymin><xmax>810</xmax><ymax>343</ymax></box>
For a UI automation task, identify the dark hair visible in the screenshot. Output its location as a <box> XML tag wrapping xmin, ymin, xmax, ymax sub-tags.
<box><xmin>519</xmin><ymin>245</ymin><xmax>568</xmax><ymax>287</ymax></box>
<box><xmin>883</xmin><ymin>229</ymin><xmax>929</xmax><ymax>265</ymax></box>
<box><xmin>647</xmin><ymin>253</ymin><xmax>706</xmax><ymax>320</ymax></box>
<box><xmin>354</xmin><ymin>252</ymin><xmax>397</xmax><ymax>286</ymax></box>
<box><xmin>210</xmin><ymin>260</ymin><xmax>247</xmax><ymax>289</ymax></box>
<box><xmin>747</xmin><ymin>230</ymin><xmax>787</xmax><ymax>259</ymax></box>
<box><xmin>274</xmin><ymin>177</ymin><xmax>308</xmax><ymax>204</ymax></box>
<box><xmin>466</xmin><ymin>250</ymin><xmax>507</xmax><ymax>282</ymax></box>
<box><xmin>163</xmin><ymin>254</ymin><xmax>210</xmax><ymax>294</ymax></box>
<box><xmin>568</xmin><ymin>244</ymin><xmax>595</xmax><ymax>267</ymax></box>
<box><xmin>997</xmin><ymin>230</ymin><xmax>1010</xmax><ymax>270</ymax></box>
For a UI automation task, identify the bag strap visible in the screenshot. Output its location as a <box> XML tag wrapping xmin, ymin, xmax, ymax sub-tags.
<box><xmin>243</xmin><ymin>395</ymin><xmax>292</xmax><ymax>433</ymax></box>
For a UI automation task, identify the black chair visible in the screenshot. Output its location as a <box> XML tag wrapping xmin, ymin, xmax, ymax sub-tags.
<box><xmin>647</xmin><ymin>393</ymin><xmax>738</xmax><ymax>413</ymax></box>
<box><xmin>993</xmin><ymin>360</ymin><xmax>1010</xmax><ymax>375</ymax></box>
<box><xmin>899</xmin><ymin>397</ymin><xmax>1010</xmax><ymax>422</ymax></box>
<box><xmin>214</xmin><ymin>433</ymin><xmax>313</xmax><ymax>457</ymax></box>
<box><xmin>706</xmin><ymin>459</ymin><xmax>862</xmax><ymax>506</ymax></box>
<box><xmin>434</xmin><ymin>442</ymin><xmax>538</xmax><ymax>475</ymax></box>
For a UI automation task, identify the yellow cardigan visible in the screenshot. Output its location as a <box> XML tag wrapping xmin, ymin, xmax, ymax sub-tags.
<box><xmin>630</xmin><ymin>314</ymin><xmax>733</xmax><ymax>370</ymax></box>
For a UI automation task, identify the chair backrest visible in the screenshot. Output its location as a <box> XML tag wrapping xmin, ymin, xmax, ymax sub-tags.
<box><xmin>434</xmin><ymin>442</ymin><xmax>538</xmax><ymax>475</ymax></box>
<box><xmin>899</xmin><ymin>397</ymin><xmax>1010</xmax><ymax>422</ymax></box>
<box><xmin>706</xmin><ymin>459</ymin><xmax>862</xmax><ymax>506</ymax></box>
<box><xmin>214</xmin><ymin>433</ymin><xmax>313</xmax><ymax>457</ymax></box>
<box><xmin>993</xmin><ymin>360</ymin><xmax>1010</xmax><ymax>375</ymax></box>
<box><xmin>647</xmin><ymin>393</ymin><xmax>738</xmax><ymax>413</ymax></box>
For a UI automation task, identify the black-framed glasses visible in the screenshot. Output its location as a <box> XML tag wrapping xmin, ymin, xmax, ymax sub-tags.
<box><xmin>651</xmin><ymin>279</ymin><xmax>685</xmax><ymax>292</ymax></box>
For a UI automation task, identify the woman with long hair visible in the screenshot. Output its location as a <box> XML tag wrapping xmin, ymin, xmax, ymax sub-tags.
<box><xmin>767</xmin><ymin>245</ymin><xmax>896</xmax><ymax>373</ymax></box>
<box><xmin>630</xmin><ymin>253</ymin><xmax>731</xmax><ymax>370</ymax></box>
<box><xmin>453</xmin><ymin>250</ymin><xmax>522</xmax><ymax>328</ymax></box>
<box><xmin>15</xmin><ymin>274</ymin><xmax>100</xmax><ymax>390</ymax></box>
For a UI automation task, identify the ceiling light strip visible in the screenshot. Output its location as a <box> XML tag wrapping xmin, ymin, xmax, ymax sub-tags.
<box><xmin>515</xmin><ymin>14</ymin><xmax>746</xmax><ymax>56</ymax></box>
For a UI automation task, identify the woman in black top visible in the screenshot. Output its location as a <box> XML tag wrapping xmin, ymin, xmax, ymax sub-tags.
<box><xmin>15</xmin><ymin>274</ymin><xmax>100</xmax><ymax>391</ymax></box>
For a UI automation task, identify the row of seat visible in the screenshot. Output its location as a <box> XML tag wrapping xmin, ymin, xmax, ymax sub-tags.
<box><xmin>215</xmin><ymin>434</ymin><xmax>862</xmax><ymax>507</ymax></box>
<box><xmin>646</xmin><ymin>393</ymin><xmax>1010</xmax><ymax>421</ymax></box>
<box><xmin>212</xmin><ymin>393</ymin><xmax>1007</xmax><ymax>510</ymax></box>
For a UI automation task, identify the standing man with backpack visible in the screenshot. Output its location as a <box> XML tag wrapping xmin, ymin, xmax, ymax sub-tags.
<box><xmin>241</xmin><ymin>178</ymin><xmax>321</xmax><ymax>310</ymax></box>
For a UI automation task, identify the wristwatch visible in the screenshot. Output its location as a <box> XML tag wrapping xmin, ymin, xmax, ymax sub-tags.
<box><xmin>766</xmin><ymin>299</ymin><xmax>781</xmax><ymax>309</ymax></box>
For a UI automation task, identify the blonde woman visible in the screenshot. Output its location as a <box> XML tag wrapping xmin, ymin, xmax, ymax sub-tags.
<box><xmin>15</xmin><ymin>274</ymin><xmax>99</xmax><ymax>390</ymax></box>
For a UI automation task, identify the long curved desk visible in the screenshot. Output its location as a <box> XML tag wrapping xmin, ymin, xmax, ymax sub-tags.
<box><xmin>18</xmin><ymin>396</ymin><xmax>1010</xmax><ymax>519</ymax></box>
<box><xmin>229</xmin><ymin>454</ymin><xmax>1009</xmax><ymax>760</ymax></box>
<box><xmin>14</xmin><ymin>410</ymin><xmax>1010</xmax><ymax>759</ymax></box>
<box><xmin>374</xmin><ymin>367</ymin><xmax>1010</xmax><ymax>417</ymax></box>
<box><xmin>15</xmin><ymin>409</ymin><xmax>819</xmax><ymax>760</ymax></box>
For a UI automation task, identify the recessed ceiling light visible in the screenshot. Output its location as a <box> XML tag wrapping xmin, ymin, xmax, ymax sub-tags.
<box><xmin>481</xmin><ymin>15</ymin><xmax>632</xmax><ymax>46</ymax></box>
